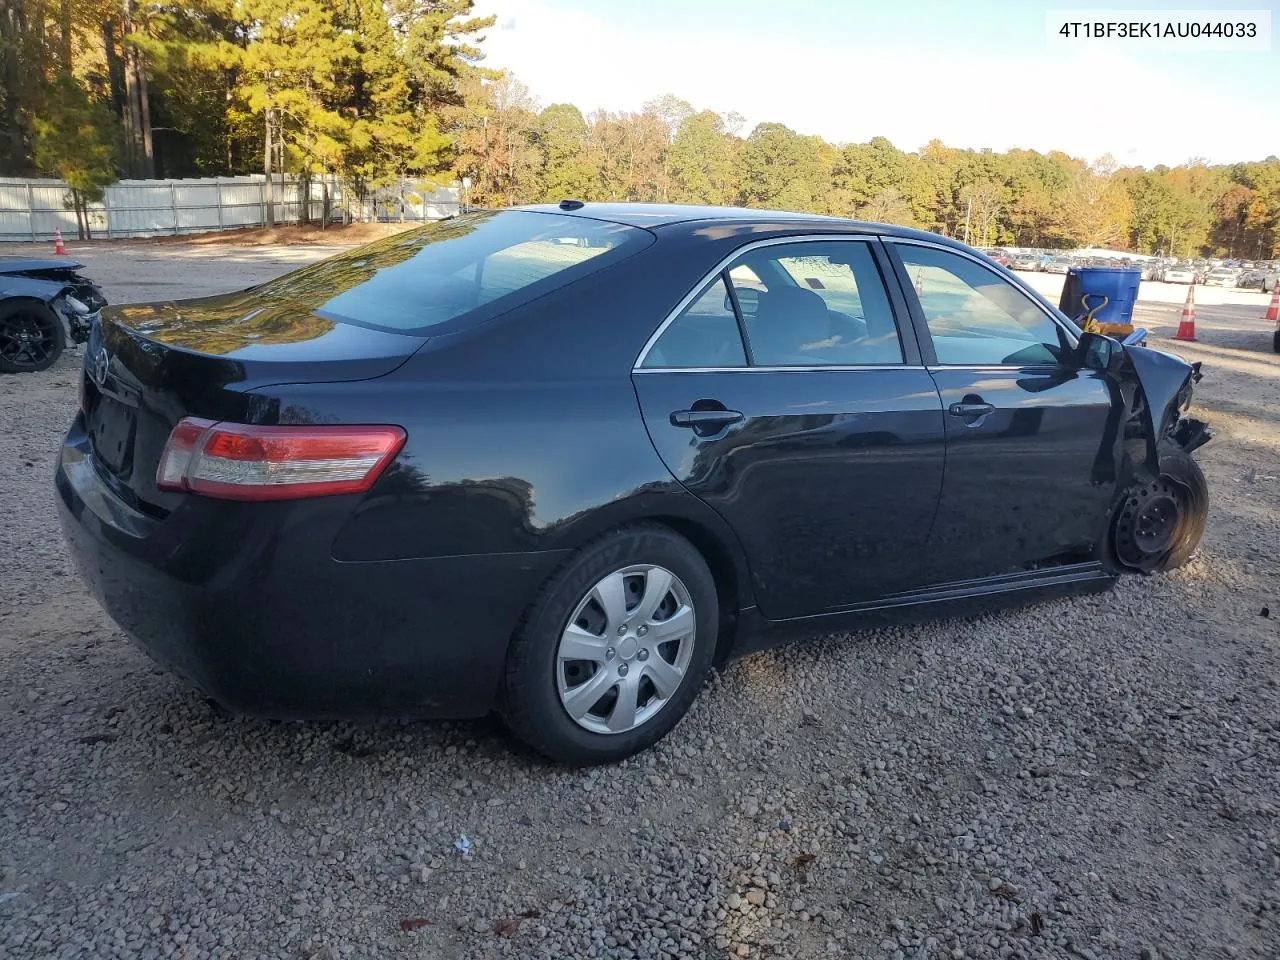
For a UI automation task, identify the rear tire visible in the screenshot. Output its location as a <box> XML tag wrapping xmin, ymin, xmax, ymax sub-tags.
<box><xmin>500</xmin><ymin>525</ymin><xmax>718</xmax><ymax>765</ymax></box>
<box><xmin>0</xmin><ymin>300</ymin><xmax>65</xmax><ymax>373</ymax></box>
<box><xmin>1110</xmin><ymin>444</ymin><xmax>1208</xmax><ymax>574</ymax></box>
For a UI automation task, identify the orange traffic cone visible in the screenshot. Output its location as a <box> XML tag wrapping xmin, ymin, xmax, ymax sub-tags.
<box><xmin>914</xmin><ymin>270</ymin><xmax>924</xmax><ymax>298</ymax></box>
<box><xmin>1262</xmin><ymin>285</ymin><xmax>1280</xmax><ymax>322</ymax></box>
<box><xmin>1173</xmin><ymin>284</ymin><xmax>1197</xmax><ymax>341</ymax></box>
<box><xmin>53</xmin><ymin>228</ymin><xmax>66</xmax><ymax>256</ymax></box>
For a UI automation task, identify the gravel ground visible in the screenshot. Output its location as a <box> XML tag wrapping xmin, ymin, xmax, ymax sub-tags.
<box><xmin>1</xmin><ymin>248</ymin><xmax>1278</xmax><ymax>960</ymax></box>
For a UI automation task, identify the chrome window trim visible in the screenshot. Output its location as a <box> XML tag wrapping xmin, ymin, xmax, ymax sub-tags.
<box><xmin>633</xmin><ymin>233</ymin><xmax>892</xmax><ymax>372</ymax></box>
<box><xmin>634</xmin><ymin>364</ymin><xmax>926</xmax><ymax>374</ymax></box>
<box><xmin>885</xmin><ymin>236</ymin><xmax>1082</xmax><ymax>345</ymax></box>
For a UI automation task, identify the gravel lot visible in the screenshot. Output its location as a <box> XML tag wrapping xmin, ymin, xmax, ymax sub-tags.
<box><xmin>1</xmin><ymin>244</ymin><xmax>1278</xmax><ymax>960</ymax></box>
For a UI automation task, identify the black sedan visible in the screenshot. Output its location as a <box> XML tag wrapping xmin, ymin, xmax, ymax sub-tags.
<box><xmin>56</xmin><ymin>204</ymin><xmax>1211</xmax><ymax>764</ymax></box>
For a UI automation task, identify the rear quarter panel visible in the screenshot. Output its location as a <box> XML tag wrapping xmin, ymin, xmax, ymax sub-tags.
<box><xmin>259</xmin><ymin>232</ymin><xmax>772</xmax><ymax>606</ymax></box>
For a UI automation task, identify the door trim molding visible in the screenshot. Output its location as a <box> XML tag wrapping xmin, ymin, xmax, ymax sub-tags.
<box><xmin>634</xmin><ymin>364</ymin><xmax>927</xmax><ymax>374</ymax></box>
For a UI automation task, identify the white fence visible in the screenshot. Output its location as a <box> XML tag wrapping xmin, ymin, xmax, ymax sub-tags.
<box><xmin>0</xmin><ymin>175</ymin><xmax>461</xmax><ymax>241</ymax></box>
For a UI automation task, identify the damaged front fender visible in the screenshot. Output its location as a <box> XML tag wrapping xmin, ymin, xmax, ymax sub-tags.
<box><xmin>1088</xmin><ymin>335</ymin><xmax>1212</xmax><ymax>574</ymax></box>
<box><xmin>0</xmin><ymin>275</ymin><xmax>98</xmax><ymax>345</ymax></box>
<box><xmin>0</xmin><ymin>274</ymin><xmax>71</xmax><ymax>303</ymax></box>
<box><xmin>1123</xmin><ymin>344</ymin><xmax>1210</xmax><ymax>474</ymax></box>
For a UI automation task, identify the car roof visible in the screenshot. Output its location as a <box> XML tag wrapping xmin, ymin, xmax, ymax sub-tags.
<box><xmin>514</xmin><ymin>202</ymin><xmax>974</xmax><ymax>249</ymax></box>
<box><xmin>517</xmin><ymin>202</ymin><xmax>847</xmax><ymax>227</ymax></box>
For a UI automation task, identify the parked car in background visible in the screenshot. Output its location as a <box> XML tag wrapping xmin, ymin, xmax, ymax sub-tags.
<box><xmin>1238</xmin><ymin>268</ymin><xmax>1263</xmax><ymax>288</ymax></box>
<box><xmin>1204</xmin><ymin>267</ymin><xmax>1239</xmax><ymax>288</ymax></box>
<box><xmin>1164</xmin><ymin>264</ymin><xmax>1197</xmax><ymax>284</ymax></box>
<box><xmin>983</xmin><ymin>249</ymin><xmax>1012</xmax><ymax>268</ymax></box>
<box><xmin>1009</xmin><ymin>253</ymin><xmax>1041</xmax><ymax>272</ymax></box>
<box><xmin>1044</xmin><ymin>256</ymin><xmax>1073</xmax><ymax>275</ymax></box>
<box><xmin>54</xmin><ymin>202</ymin><xmax>1213</xmax><ymax>764</ymax></box>
<box><xmin>1261</xmin><ymin>265</ymin><xmax>1279</xmax><ymax>293</ymax></box>
<box><xmin>0</xmin><ymin>257</ymin><xmax>106</xmax><ymax>373</ymax></box>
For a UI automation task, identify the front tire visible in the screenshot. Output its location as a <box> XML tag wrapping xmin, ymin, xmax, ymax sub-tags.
<box><xmin>500</xmin><ymin>525</ymin><xmax>718</xmax><ymax>764</ymax></box>
<box><xmin>1111</xmin><ymin>444</ymin><xmax>1208</xmax><ymax>573</ymax></box>
<box><xmin>0</xmin><ymin>300</ymin><xmax>65</xmax><ymax>373</ymax></box>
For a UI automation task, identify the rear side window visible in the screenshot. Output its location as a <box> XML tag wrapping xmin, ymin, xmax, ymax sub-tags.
<box><xmin>642</xmin><ymin>277</ymin><xmax>747</xmax><ymax>368</ymax></box>
<box><xmin>728</xmin><ymin>241</ymin><xmax>903</xmax><ymax>366</ymax></box>
<box><xmin>253</xmin><ymin>211</ymin><xmax>651</xmax><ymax>335</ymax></box>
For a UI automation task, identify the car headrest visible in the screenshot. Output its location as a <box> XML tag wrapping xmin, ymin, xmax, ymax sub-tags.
<box><xmin>750</xmin><ymin>286</ymin><xmax>831</xmax><ymax>355</ymax></box>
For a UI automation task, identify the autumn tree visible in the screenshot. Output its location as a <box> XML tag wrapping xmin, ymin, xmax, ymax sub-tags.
<box><xmin>534</xmin><ymin>104</ymin><xmax>595</xmax><ymax>200</ymax></box>
<box><xmin>3</xmin><ymin>9</ymin><xmax>1278</xmax><ymax>262</ymax></box>
<box><xmin>450</xmin><ymin>71</ymin><xmax>540</xmax><ymax>206</ymax></box>
<box><xmin>959</xmin><ymin>180</ymin><xmax>1004</xmax><ymax>246</ymax></box>
<box><xmin>831</xmin><ymin>136</ymin><xmax>912</xmax><ymax>217</ymax></box>
<box><xmin>669</xmin><ymin>110</ymin><xmax>737</xmax><ymax>205</ymax></box>
<box><xmin>586</xmin><ymin>109</ymin><xmax>667</xmax><ymax>201</ymax></box>
<box><xmin>737</xmin><ymin>122</ymin><xmax>825</xmax><ymax>211</ymax></box>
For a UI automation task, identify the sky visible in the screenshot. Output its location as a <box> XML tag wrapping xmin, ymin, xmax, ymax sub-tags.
<box><xmin>470</xmin><ymin>0</ymin><xmax>1279</xmax><ymax>168</ymax></box>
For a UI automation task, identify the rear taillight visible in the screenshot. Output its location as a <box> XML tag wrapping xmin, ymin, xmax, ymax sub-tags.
<box><xmin>156</xmin><ymin>418</ymin><xmax>406</xmax><ymax>501</ymax></box>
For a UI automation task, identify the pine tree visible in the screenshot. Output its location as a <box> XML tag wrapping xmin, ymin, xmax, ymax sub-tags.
<box><xmin>30</xmin><ymin>73</ymin><xmax>119</xmax><ymax>238</ymax></box>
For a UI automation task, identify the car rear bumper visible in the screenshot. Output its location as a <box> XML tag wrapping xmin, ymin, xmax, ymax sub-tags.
<box><xmin>55</xmin><ymin>417</ymin><xmax>567</xmax><ymax>719</ymax></box>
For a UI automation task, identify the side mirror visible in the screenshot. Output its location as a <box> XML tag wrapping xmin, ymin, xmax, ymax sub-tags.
<box><xmin>1077</xmin><ymin>331</ymin><xmax>1121</xmax><ymax>372</ymax></box>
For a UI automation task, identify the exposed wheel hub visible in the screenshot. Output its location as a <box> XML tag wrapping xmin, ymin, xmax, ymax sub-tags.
<box><xmin>1133</xmin><ymin>493</ymin><xmax>1179</xmax><ymax>553</ymax></box>
<box><xmin>1114</xmin><ymin>477</ymin><xmax>1188</xmax><ymax>571</ymax></box>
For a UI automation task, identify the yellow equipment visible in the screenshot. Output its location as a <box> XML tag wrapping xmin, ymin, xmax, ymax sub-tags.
<box><xmin>1077</xmin><ymin>293</ymin><xmax>1134</xmax><ymax>338</ymax></box>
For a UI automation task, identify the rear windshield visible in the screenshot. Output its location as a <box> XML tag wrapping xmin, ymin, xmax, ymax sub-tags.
<box><xmin>252</xmin><ymin>210</ymin><xmax>651</xmax><ymax>335</ymax></box>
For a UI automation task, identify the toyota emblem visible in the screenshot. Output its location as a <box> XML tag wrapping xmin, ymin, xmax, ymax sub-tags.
<box><xmin>90</xmin><ymin>346</ymin><xmax>109</xmax><ymax>386</ymax></box>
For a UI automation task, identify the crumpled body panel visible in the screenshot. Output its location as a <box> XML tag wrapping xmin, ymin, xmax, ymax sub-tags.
<box><xmin>0</xmin><ymin>273</ymin><xmax>71</xmax><ymax>303</ymax></box>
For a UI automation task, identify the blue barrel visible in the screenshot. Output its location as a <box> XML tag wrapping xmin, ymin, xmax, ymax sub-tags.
<box><xmin>1058</xmin><ymin>267</ymin><xmax>1141</xmax><ymax>326</ymax></box>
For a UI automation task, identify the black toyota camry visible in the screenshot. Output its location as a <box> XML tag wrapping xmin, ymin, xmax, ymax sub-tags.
<box><xmin>56</xmin><ymin>203</ymin><xmax>1211</xmax><ymax>764</ymax></box>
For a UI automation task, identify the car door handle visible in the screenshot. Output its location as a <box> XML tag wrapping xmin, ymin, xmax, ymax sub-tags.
<box><xmin>947</xmin><ymin>401</ymin><xmax>995</xmax><ymax>424</ymax></box>
<box><xmin>670</xmin><ymin>408</ymin><xmax>744</xmax><ymax>429</ymax></box>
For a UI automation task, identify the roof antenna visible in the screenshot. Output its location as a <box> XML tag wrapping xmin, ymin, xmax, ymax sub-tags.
<box><xmin>558</xmin><ymin>199</ymin><xmax>585</xmax><ymax>211</ymax></box>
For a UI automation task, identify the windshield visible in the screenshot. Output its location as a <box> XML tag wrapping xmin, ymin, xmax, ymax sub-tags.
<box><xmin>252</xmin><ymin>210</ymin><xmax>651</xmax><ymax>335</ymax></box>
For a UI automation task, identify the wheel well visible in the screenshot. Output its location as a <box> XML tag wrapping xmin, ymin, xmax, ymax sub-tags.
<box><xmin>647</xmin><ymin>515</ymin><xmax>742</xmax><ymax>665</ymax></box>
<box><xmin>0</xmin><ymin>296</ymin><xmax>56</xmax><ymax>315</ymax></box>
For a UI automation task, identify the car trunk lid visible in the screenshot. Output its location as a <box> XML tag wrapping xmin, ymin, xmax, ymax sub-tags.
<box><xmin>83</xmin><ymin>290</ymin><xmax>423</xmax><ymax>515</ymax></box>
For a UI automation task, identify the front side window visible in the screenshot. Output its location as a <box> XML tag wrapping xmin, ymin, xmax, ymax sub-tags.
<box><xmin>895</xmin><ymin>244</ymin><xmax>1068</xmax><ymax>365</ymax></box>
<box><xmin>725</xmin><ymin>241</ymin><xmax>902</xmax><ymax>366</ymax></box>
